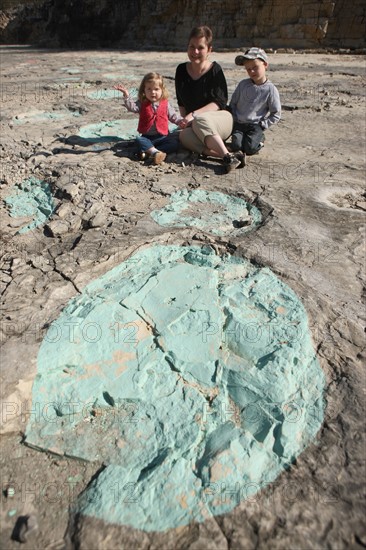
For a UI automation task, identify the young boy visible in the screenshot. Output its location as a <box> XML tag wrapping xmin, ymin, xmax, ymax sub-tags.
<box><xmin>229</xmin><ymin>47</ymin><xmax>281</xmax><ymax>160</ymax></box>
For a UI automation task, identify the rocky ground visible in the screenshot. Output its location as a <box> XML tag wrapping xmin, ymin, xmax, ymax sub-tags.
<box><xmin>0</xmin><ymin>47</ymin><xmax>365</xmax><ymax>549</ymax></box>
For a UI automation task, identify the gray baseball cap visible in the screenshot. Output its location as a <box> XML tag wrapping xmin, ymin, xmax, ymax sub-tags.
<box><xmin>235</xmin><ymin>47</ymin><xmax>268</xmax><ymax>65</ymax></box>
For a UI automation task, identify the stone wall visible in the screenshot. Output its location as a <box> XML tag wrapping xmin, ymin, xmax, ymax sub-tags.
<box><xmin>0</xmin><ymin>0</ymin><xmax>365</xmax><ymax>49</ymax></box>
<box><xmin>133</xmin><ymin>0</ymin><xmax>366</xmax><ymax>49</ymax></box>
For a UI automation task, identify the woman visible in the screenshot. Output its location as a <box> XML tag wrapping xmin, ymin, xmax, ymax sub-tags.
<box><xmin>175</xmin><ymin>26</ymin><xmax>241</xmax><ymax>172</ymax></box>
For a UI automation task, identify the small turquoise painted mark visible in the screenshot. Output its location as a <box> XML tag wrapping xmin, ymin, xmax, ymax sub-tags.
<box><xmin>86</xmin><ymin>87</ymin><xmax>138</xmax><ymax>101</ymax></box>
<box><xmin>102</xmin><ymin>73</ymin><xmax>138</xmax><ymax>80</ymax></box>
<box><xmin>78</xmin><ymin>118</ymin><xmax>178</xmax><ymax>142</ymax></box>
<box><xmin>59</xmin><ymin>67</ymin><xmax>81</xmax><ymax>74</ymax></box>
<box><xmin>151</xmin><ymin>189</ymin><xmax>262</xmax><ymax>236</ymax></box>
<box><xmin>5</xmin><ymin>177</ymin><xmax>55</xmax><ymax>234</ymax></box>
<box><xmin>86</xmin><ymin>89</ymin><xmax>123</xmax><ymax>100</ymax></box>
<box><xmin>13</xmin><ymin>110</ymin><xmax>81</xmax><ymax>124</ymax></box>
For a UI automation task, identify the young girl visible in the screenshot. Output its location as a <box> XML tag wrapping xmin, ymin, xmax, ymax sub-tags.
<box><xmin>114</xmin><ymin>72</ymin><xmax>184</xmax><ymax>164</ymax></box>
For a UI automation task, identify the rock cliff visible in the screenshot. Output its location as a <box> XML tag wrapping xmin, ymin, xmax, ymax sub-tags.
<box><xmin>0</xmin><ymin>0</ymin><xmax>365</xmax><ymax>50</ymax></box>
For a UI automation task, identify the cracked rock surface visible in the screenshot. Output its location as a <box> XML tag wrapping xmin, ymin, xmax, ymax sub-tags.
<box><xmin>24</xmin><ymin>244</ymin><xmax>325</xmax><ymax>531</ymax></box>
<box><xmin>0</xmin><ymin>47</ymin><xmax>365</xmax><ymax>549</ymax></box>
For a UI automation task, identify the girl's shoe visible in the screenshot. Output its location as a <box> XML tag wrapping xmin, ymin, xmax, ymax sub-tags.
<box><xmin>135</xmin><ymin>151</ymin><xmax>146</xmax><ymax>161</ymax></box>
<box><xmin>153</xmin><ymin>151</ymin><xmax>166</xmax><ymax>165</ymax></box>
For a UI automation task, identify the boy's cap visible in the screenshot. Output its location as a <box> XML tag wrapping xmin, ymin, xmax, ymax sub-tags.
<box><xmin>235</xmin><ymin>48</ymin><xmax>268</xmax><ymax>65</ymax></box>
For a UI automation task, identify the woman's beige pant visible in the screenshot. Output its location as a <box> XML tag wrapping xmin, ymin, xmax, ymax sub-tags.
<box><xmin>179</xmin><ymin>110</ymin><xmax>233</xmax><ymax>154</ymax></box>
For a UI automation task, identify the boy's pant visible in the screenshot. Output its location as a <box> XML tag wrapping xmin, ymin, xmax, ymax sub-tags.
<box><xmin>136</xmin><ymin>132</ymin><xmax>179</xmax><ymax>154</ymax></box>
<box><xmin>231</xmin><ymin>122</ymin><xmax>264</xmax><ymax>155</ymax></box>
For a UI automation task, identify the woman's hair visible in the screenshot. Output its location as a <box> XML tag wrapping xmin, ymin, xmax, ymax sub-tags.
<box><xmin>138</xmin><ymin>72</ymin><xmax>169</xmax><ymax>102</ymax></box>
<box><xmin>188</xmin><ymin>26</ymin><xmax>213</xmax><ymax>48</ymax></box>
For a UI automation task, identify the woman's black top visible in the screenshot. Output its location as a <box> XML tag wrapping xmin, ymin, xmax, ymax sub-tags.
<box><xmin>175</xmin><ymin>61</ymin><xmax>228</xmax><ymax>114</ymax></box>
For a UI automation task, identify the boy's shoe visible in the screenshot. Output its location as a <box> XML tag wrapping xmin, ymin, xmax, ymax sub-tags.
<box><xmin>235</xmin><ymin>152</ymin><xmax>246</xmax><ymax>168</ymax></box>
<box><xmin>249</xmin><ymin>143</ymin><xmax>264</xmax><ymax>156</ymax></box>
<box><xmin>223</xmin><ymin>153</ymin><xmax>241</xmax><ymax>173</ymax></box>
<box><xmin>153</xmin><ymin>151</ymin><xmax>166</xmax><ymax>165</ymax></box>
